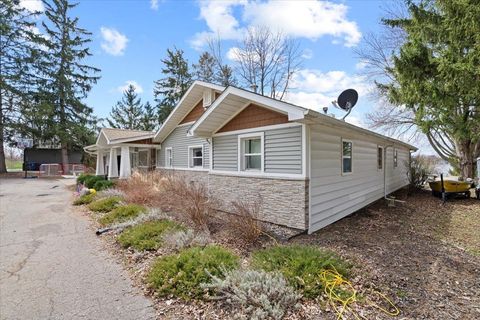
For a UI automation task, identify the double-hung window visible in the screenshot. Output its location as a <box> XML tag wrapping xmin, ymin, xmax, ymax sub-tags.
<box><xmin>239</xmin><ymin>133</ymin><xmax>264</xmax><ymax>171</ymax></box>
<box><xmin>165</xmin><ymin>147</ymin><xmax>173</xmax><ymax>167</ymax></box>
<box><xmin>189</xmin><ymin>146</ymin><xmax>203</xmax><ymax>168</ymax></box>
<box><xmin>342</xmin><ymin>140</ymin><xmax>353</xmax><ymax>174</ymax></box>
<box><xmin>377</xmin><ymin>146</ymin><xmax>383</xmax><ymax>170</ymax></box>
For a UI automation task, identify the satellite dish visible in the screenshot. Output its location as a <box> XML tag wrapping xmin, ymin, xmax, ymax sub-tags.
<box><xmin>331</xmin><ymin>89</ymin><xmax>358</xmax><ymax>120</ymax></box>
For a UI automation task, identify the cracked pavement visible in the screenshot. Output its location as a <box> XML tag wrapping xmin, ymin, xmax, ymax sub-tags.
<box><xmin>0</xmin><ymin>178</ymin><xmax>155</xmax><ymax>320</ymax></box>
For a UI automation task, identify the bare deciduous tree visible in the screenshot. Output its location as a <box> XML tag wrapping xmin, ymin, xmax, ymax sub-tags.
<box><xmin>232</xmin><ymin>26</ymin><xmax>302</xmax><ymax>100</ymax></box>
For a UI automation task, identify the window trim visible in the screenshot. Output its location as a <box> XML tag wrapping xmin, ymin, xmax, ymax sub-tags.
<box><xmin>188</xmin><ymin>145</ymin><xmax>204</xmax><ymax>168</ymax></box>
<box><xmin>165</xmin><ymin>147</ymin><xmax>173</xmax><ymax>168</ymax></box>
<box><xmin>341</xmin><ymin>139</ymin><xmax>353</xmax><ymax>175</ymax></box>
<box><xmin>393</xmin><ymin>148</ymin><xmax>398</xmax><ymax>168</ymax></box>
<box><xmin>238</xmin><ymin>132</ymin><xmax>264</xmax><ymax>172</ymax></box>
<box><xmin>377</xmin><ymin>145</ymin><xmax>384</xmax><ymax>170</ymax></box>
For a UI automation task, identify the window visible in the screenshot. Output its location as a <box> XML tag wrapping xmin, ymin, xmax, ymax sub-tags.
<box><xmin>189</xmin><ymin>146</ymin><xmax>203</xmax><ymax>168</ymax></box>
<box><xmin>377</xmin><ymin>146</ymin><xmax>383</xmax><ymax>170</ymax></box>
<box><xmin>393</xmin><ymin>149</ymin><xmax>398</xmax><ymax>168</ymax></box>
<box><xmin>138</xmin><ymin>150</ymin><xmax>148</xmax><ymax>167</ymax></box>
<box><xmin>342</xmin><ymin>140</ymin><xmax>353</xmax><ymax>174</ymax></box>
<box><xmin>165</xmin><ymin>147</ymin><xmax>172</xmax><ymax>167</ymax></box>
<box><xmin>239</xmin><ymin>133</ymin><xmax>264</xmax><ymax>171</ymax></box>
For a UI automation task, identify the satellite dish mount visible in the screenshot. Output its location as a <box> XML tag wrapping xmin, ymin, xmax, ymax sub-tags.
<box><xmin>331</xmin><ymin>89</ymin><xmax>358</xmax><ymax>121</ymax></box>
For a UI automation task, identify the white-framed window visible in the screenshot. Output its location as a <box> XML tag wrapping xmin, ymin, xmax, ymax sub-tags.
<box><xmin>188</xmin><ymin>145</ymin><xmax>203</xmax><ymax>168</ymax></box>
<box><xmin>377</xmin><ymin>146</ymin><xmax>383</xmax><ymax>170</ymax></box>
<box><xmin>393</xmin><ymin>148</ymin><xmax>398</xmax><ymax>168</ymax></box>
<box><xmin>165</xmin><ymin>147</ymin><xmax>173</xmax><ymax>167</ymax></box>
<box><xmin>238</xmin><ymin>132</ymin><xmax>264</xmax><ymax>172</ymax></box>
<box><xmin>342</xmin><ymin>139</ymin><xmax>353</xmax><ymax>174</ymax></box>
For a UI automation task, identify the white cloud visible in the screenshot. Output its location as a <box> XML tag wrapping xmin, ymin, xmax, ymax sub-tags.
<box><xmin>151</xmin><ymin>0</ymin><xmax>159</xmax><ymax>10</ymax></box>
<box><xmin>301</xmin><ymin>49</ymin><xmax>314</xmax><ymax>60</ymax></box>
<box><xmin>355</xmin><ymin>60</ymin><xmax>368</xmax><ymax>70</ymax></box>
<box><xmin>284</xmin><ymin>68</ymin><xmax>372</xmax><ymax>118</ymax></box>
<box><xmin>191</xmin><ymin>0</ymin><xmax>361</xmax><ymax>49</ymax></box>
<box><xmin>19</xmin><ymin>0</ymin><xmax>44</xmax><ymax>12</ymax></box>
<box><xmin>100</xmin><ymin>27</ymin><xmax>128</xmax><ymax>56</ymax></box>
<box><xmin>116</xmin><ymin>81</ymin><xmax>143</xmax><ymax>94</ymax></box>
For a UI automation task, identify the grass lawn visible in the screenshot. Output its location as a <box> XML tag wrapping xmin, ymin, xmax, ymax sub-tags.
<box><xmin>6</xmin><ymin>159</ymin><xmax>22</xmax><ymax>170</ymax></box>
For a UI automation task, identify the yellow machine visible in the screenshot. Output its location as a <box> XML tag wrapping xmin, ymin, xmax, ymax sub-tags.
<box><xmin>429</xmin><ymin>180</ymin><xmax>471</xmax><ymax>193</ymax></box>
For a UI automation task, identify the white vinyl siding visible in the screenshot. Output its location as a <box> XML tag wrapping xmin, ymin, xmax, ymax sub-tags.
<box><xmin>158</xmin><ymin>125</ymin><xmax>209</xmax><ymax>169</ymax></box>
<box><xmin>212</xmin><ymin>125</ymin><xmax>303</xmax><ymax>174</ymax></box>
<box><xmin>309</xmin><ymin>124</ymin><xmax>410</xmax><ymax>233</ymax></box>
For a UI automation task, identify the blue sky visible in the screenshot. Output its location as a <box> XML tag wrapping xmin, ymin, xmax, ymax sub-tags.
<box><xmin>21</xmin><ymin>0</ymin><xmax>403</xmax><ymax>132</ymax></box>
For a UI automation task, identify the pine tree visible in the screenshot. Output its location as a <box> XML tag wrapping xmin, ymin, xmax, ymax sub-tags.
<box><xmin>107</xmin><ymin>84</ymin><xmax>143</xmax><ymax>129</ymax></box>
<box><xmin>154</xmin><ymin>48</ymin><xmax>192</xmax><ymax>124</ymax></box>
<box><xmin>0</xmin><ymin>0</ymin><xmax>45</xmax><ymax>173</ymax></box>
<box><xmin>216</xmin><ymin>64</ymin><xmax>237</xmax><ymax>87</ymax></box>
<box><xmin>140</xmin><ymin>101</ymin><xmax>158</xmax><ymax>131</ymax></box>
<box><xmin>193</xmin><ymin>52</ymin><xmax>215</xmax><ymax>83</ymax></box>
<box><xmin>40</xmin><ymin>0</ymin><xmax>100</xmax><ymax>169</ymax></box>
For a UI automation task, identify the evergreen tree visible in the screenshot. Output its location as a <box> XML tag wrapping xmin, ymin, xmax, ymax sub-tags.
<box><xmin>193</xmin><ymin>52</ymin><xmax>215</xmax><ymax>83</ymax></box>
<box><xmin>216</xmin><ymin>64</ymin><xmax>237</xmax><ymax>87</ymax></box>
<box><xmin>107</xmin><ymin>84</ymin><xmax>143</xmax><ymax>129</ymax></box>
<box><xmin>379</xmin><ymin>0</ymin><xmax>480</xmax><ymax>178</ymax></box>
<box><xmin>0</xmin><ymin>0</ymin><xmax>45</xmax><ymax>173</ymax></box>
<box><xmin>140</xmin><ymin>101</ymin><xmax>158</xmax><ymax>131</ymax></box>
<box><xmin>40</xmin><ymin>0</ymin><xmax>100</xmax><ymax>168</ymax></box>
<box><xmin>154</xmin><ymin>48</ymin><xmax>192</xmax><ymax>124</ymax></box>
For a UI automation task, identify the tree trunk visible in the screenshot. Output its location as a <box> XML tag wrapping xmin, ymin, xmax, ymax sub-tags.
<box><xmin>457</xmin><ymin>140</ymin><xmax>474</xmax><ymax>179</ymax></box>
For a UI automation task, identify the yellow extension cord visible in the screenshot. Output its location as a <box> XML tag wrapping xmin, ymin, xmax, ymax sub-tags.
<box><xmin>320</xmin><ymin>267</ymin><xmax>400</xmax><ymax>320</ymax></box>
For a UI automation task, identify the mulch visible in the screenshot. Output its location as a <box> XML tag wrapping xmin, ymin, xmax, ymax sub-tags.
<box><xmin>82</xmin><ymin>188</ymin><xmax>480</xmax><ymax>319</ymax></box>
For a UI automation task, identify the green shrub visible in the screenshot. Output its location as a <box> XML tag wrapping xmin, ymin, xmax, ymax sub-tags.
<box><xmin>88</xmin><ymin>197</ymin><xmax>121</xmax><ymax>213</ymax></box>
<box><xmin>147</xmin><ymin>246</ymin><xmax>239</xmax><ymax>300</ymax></box>
<box><xmin>93</xmin><ymin>180</ymin><xmax>114</xmax><ymax>191</ymax></box>
<box><xmin>84</xmin><ymin>175</ymin><xmax>106</xmax><ymax>188</ymax></box>
<box><xmin>251</xmin><ymin>245</ymin><xmax>351</xmax><ymax>298</ymax></box>
<box><xmin>99</xmin><ymin>204</ymin><xmax>146</xmax><ymax>226</ymax></box>
<box><xmin>73</xmin><ymin>193</ymin><xmax>96</xmax><ymax>206</ymax></box>
<box><xmin>117</xmin><ymin>220</ymin><xmax>184</xmax><ymax>251</ymax></box>
<box><xmin>76</xmin><ymin>173</ymin><xmax>90</xmax><ymax>185</ymax></box>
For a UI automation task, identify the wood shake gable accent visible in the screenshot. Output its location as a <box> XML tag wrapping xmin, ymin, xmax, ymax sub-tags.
<box><xmin>179</xmin><ymin>100</ymin><xmax>205</xmax><ymax>124</ymax></box>
<box><xmin>217</xmin><ymin>104</ymin><xmax>288</xmax><ymax>133</ymax></box>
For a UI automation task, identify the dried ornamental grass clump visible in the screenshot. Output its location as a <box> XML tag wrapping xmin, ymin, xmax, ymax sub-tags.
<box><xmin>227</xmin><ymin>198</ymin><xmax>263</xmax><ymax>244</ymax></box>
<box><xmin>204</xmin><ymin>269</ymin><xmax>300</xmax><ymax>320</ymax></box>
<box><xmin>116</xmin><ymin>171</ymin><xmax>169</xmax><ymax>206</ymax></box>
<box><xmin>164</xmin><ymin>175</ymin><xmax>219</xmax><ymax>232</ymax></box>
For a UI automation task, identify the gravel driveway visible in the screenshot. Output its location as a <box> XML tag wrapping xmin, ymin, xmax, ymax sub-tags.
<box><xmin>0</xmin><ymin>178</ymin><xmax>155</xmax><ymax>320</ymax></box>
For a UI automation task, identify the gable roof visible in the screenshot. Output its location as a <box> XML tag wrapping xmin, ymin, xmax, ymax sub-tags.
<box><xmin>188</xmin><ymin>86</ymin><xmax>308</xmax><ymax>137</ymax></box>
<box><xmin>97</xmin><ymin>128</ymin><xmax>155</xmax><ymax>145</ymax></box>
<box><xmin>153</xmin><ymin>81</ymin><xmax>225</xmax><ymax>143</ymax></box>
<box><xmin>188</xmin><ymin>85</ymin><xmax>417</xmax><ymax>151</ymax></box>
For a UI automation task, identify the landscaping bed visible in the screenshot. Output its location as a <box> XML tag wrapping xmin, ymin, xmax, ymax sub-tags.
<box><xmin>72</xmin><ymin>172</ymin><xmax>480</xmax><ymax>319</ymax></box>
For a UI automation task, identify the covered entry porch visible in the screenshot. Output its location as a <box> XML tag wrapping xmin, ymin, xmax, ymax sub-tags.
<box><xmin>84</xmin><ymin>128</ymin><xmax>160</xmax><ymax>179</ymax></box>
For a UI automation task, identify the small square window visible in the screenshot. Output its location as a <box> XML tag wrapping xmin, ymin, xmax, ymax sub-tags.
<box><xmin>189</xmin><ymin>146</ymin><xmax>203</xmax><ymax>168</ymax></box>
<box><xmin>342</xmin><ymin>140</ymin><xmax>352</xmax><ymax>174</ymax></box>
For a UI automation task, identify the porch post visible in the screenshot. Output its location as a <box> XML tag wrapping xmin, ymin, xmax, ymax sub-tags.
<box><xmin>95</xmin><ymin>151</ymin><xmax>105</xmax><ymax>176</ymax></box>
<box><xmin>119</xmin><ymin>146</ymin><xmax>131</xmax><ymax>179</ymax></box>
<box><xmin>108</xmin><ymin>148</ymin><xmax>118</xmax><ymax>179</ymax></box>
